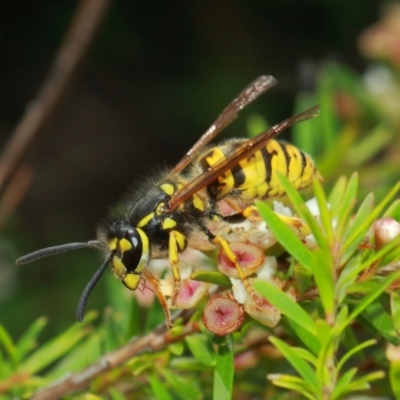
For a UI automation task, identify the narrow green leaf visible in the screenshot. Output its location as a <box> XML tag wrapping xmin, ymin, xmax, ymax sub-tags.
<box><xmin>269</xmin><ymin>374</ymin><xmax>315</xmax><ymax>400</ymax></box>
<box><xmin>15</xmin><ymin>317</ymin><xmax>48</xmax><ymax>362</ymax></box>
<box><xmin>337</xmin><ymin>339</ymin><xmax>377</xmax><ymax>372</ymax></box>
<box><xmin>269</xmin><ymin>336</ymin><xmax>321</xmax><ymax>394</ymax></box>
<box><xmin>334</xmin><ymin>173</ymin><xmax>358</xmax><ymax>239</ymax></box>
<box><xmin>256</xmin><ymin>201</ymin><xmax>313</xmax><ymax>272</ymax></box>
<box><xmin>186</xmin><ymin>334</ymin><xmax>216</xmax><ymax>367</ymax></box>
<box><xmin>253</xmin><ymin>279</ymin><xmax>317</xmax><ymax>337</ymax></box>
<box><xmin>389</xmin><ymin>357</ymin><xmax>400</xmax><ymax>399</ymax></box>
<box><xmin>365</xmin><ymin>302</ymin><xmax>400</xmax><ymax>345</ymax></box>
<box><xmin>312</xmin><ymin>249</ymin><xmax>335</xmax><ymax>317</ymax></box>
<box><xmin>313</xmin><ymin>177</ymin><xmax>334</xmax><ymax>245</ymax></box>
<box><xmin>391</xmin><ymin>292</ymin><xmax>400</xmax><ymax>334</ymax></box>
<box><xmin>342</xmin><ymin>181</ymin><xmax>400</xmax><ymax>260</ymax></box>
<box><xmin>288</xmin><ymin>319</ymin><xmax>321</xmax><ymax>355</ymax></box>
<box><xmin>341</xmin><ymin>193</ymin><xmax>375</xmax><ymax>264</ymax></box>
<box><xmin>148</xmin><ymin>375</ymin><xmax>174</xmax><ymax>400</ymax></box>
<box><xmin>0</xmin><ymin>325</ymin><xmax>17</xmax><ymax>367</ymax></box>
<box><xmin>162</xmin><ymin>368</ymin><xmax>202</xmax><ymax>400</ymax></box>
<box><xmin>332</xmin><ymin>367</ymin><xmax>358</xmax><ymax>400</ymax></box>
<box><xmin>276</xmin><ymin>174</ymin><xmax>329</xmax><ymax>254</ymax></box>
<box><xmin>49</xmin><ymin>332</ymin><xmax>102</xmax><ymax>379</ymax></box>
<box><xmin>213</xmin><ymin>335</ymin><xmax>234</xmax><ymax>400</ymax></box>
<box><xmin>339</xmin><ymin>235</ymin><xmax>400</xmax><ymax>290</ymax></box>
<box><xmin>20</xmin><ymin>312</ymin><xmax>97</xmax><ymax>374</ymax></box>
<box><xmin>344</xmin><ymin>272</ymin><xmax>400</xmax><ymax>328</ymax></box>
<box><xmin>328</xmin><ymin>175</ymin><xmax>347</xmax><ymax>213</ymax></box>
<box><xmin>191</xmin><ymin>270</ymin><xmax>232</xmax><ymax>288</ymax></box>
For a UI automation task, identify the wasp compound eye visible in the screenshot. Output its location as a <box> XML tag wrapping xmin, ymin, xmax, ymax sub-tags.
<box><xmin>122</xmin><ymin>228</ymin><xmax>143</xmax><ymax>273</ymax></box>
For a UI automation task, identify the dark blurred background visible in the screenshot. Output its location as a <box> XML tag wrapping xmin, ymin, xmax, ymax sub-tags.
<box><xmin>0</xmin><ymin>0</ymin><xmax>384</xmax><ymax>336</ymax></box>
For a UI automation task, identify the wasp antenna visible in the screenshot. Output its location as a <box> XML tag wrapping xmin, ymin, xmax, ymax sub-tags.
<box><xmin>76</xmin><ymin>255</ymin><xmax>112</xmax><ymax>322</ymax></box>
<box><xmin>16</xmin><ymin>241</ymin><xmax>103</xmax><ymax>265</ymax></box>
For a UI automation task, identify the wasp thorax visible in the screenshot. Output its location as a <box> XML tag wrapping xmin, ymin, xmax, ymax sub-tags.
<box><xmin>107</xmin><ymin>221</ymin><xmax>150</xmax><ymax>290</ymax></box>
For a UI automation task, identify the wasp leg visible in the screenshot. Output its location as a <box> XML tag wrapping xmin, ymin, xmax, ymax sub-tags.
<box><xmin>213</xmin><ymin>236</ymin><xmax>259</xmax><ymax>303</ymax></box>
<box><xmin>168</xmin><ymin>230</ymin><xmax>187</xmax><ymax>304</ymax></box>
<box><xmin>144</xmin><ymin>270</ymin><xmax>172</xmax><ymax>328</ymax></box>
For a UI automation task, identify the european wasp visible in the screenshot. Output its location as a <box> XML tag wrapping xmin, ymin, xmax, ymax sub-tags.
<box><xmin>17</xmin><ymin>76</ymin><xmax>320</xmax><ymax>328</ymax></box>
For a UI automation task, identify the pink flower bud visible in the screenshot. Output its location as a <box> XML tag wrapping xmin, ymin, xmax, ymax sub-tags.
<box><xmin>202</xmin><ymin>293</ymin><xmax>245</xmax><ymax>336</ymax></box>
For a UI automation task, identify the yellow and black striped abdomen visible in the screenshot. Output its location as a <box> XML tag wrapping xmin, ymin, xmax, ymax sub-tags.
<box><xmin>199</xmin><ymin>139</ymin><xmax>320</xmax><ymax>202</ymax></box>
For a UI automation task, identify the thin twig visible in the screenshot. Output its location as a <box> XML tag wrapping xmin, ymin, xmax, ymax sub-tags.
<box><xmin>0</xmin><ymin>0</ymin><xmax>111</xmax><ymax>201</ymax></box>
<box><xmin>32</xmin><ymin>310</ymin><xmax>198</xmax><ymax>400</ymax></box>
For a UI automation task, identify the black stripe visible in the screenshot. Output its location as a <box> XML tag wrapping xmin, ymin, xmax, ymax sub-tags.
<box><xmin>231</xmin><ymin>164</ymin><xmax>246</xmax><ymax>188</ymax></box>
<box><xmin>280</xmin><ymin>143</ymin><xmax>291</xmax><ymax>172</ymax></box>
<box><xmin>300</xmin><ymin>150</ymin><xmax>307</xmax><ymax>178</ymax></box>
<box><xmin>260</xmin><ymin>146</ymin><xmax>273</xmax><ymax>185</ymax></box>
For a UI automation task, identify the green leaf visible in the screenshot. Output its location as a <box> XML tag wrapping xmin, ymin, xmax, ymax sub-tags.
<box><xmin>256</xmin><ymin>201</ymin><xmax>313</xmax><ymax>272</ymax></box>
<box><xmin>391</xmin><ymin>292</ymin><xmax>400</xmax><ymax>334</ymax></box>
<box><xmin>162</xmin><ymin>368</ymin><xmax>202</xmax><ymax>400</ymax></box>
<box><xmin>328</xmin><ymin>175</ymin><xmax>347</xmax><ymax>212</ymax></box>
<box><xmin>213</xmin><ymin>335</ymin><xmax>234</xmax><ymax>400</ymax></box>
<box><xmin>334</xmin><ymin>173</ymin><xmax>358</xmax><ymax>239</ymax></box>
<box><xmin>269</xmin><ymin>336</ymin><xmax>321</xmax><ymax>395</ymax></box>
<box><xmin>186</xmin><ymin>334</ymin><xmax>216</xmax><ymax>367</ymax></box>
<box><xmin>148</xmin><ymin>374</ymin><xmax>174</xmax><ymax>400</ymax></box>
<box><xmin>313</xmin><ymin>178</ymin><xmax>334</xmax><ymax>245</ymax></box>
<box><xmin>20</xmin><ymin>311</ymin><xmax>97</xmax><ymax>374</ymax></box>
<box><xmin>341</xmin><ymin>193</ymin><xmax>374</xmax><ymax>264</ymax></box>
<box><xmin>312</xmin><ymin>249</ymin><xmax>335</xmax><ymax>317</ymax></box>
<box><xmin>15</xmin><ymin>317</ymin><xmax>48</xmax><ymax>363</ymax></box>
<box><xmin>342</xmin><ymin>181</ymin><xmax>400</xmax><ymax>261</ymax></box>
<box><xmin>288</xmin><ymin>319</ymin><xmax>321</xmax><ymax>355</ymax></box>
<box><xmin>191</xmin><ymin>270</ymin><xmax>232</xmax><ymax>288</ymax></box>
<box><xmin>337</xmin><ymin>339</ymin><xmax>377</xmax><ymax>372</ymax></box>
<box><xmin>365</xmin><ymin>301</ymin><xmax>400</xmax><ymax>345</ymax></box>
<box><xmin>253</xmin><ymin>279</ymin><xmax>318</xmax><ymax>338</ymax></box>
<box><xmin>269</xmin><ymin>373</ymin><xmax>316</xmax><ymax>400</ymax></box>
<box><xmin>389</xmin><ymin>355</ymin><xmax>400</xmax><ymax>400</ymax></box>
<box><xmin>344</xmin><ymin>272</ymin><xmax>400</xmax><ymax>329</ymax></box>
<box><xmin>0</xmin><ymin>324</ymin><xmax>17</xmax><ymax>367</ymax></box>
<box><xmin>332</xmin><ymin>367</ymin><xmax>358</xmax><ymax>399</ymax></box>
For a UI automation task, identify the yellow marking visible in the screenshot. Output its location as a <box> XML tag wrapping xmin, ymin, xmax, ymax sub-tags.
<box><xmin>107</xmin><ymin>237</ymin><xmax>118</xmax><ymax>251</ymax></box>
<box><xmin>192</xmin><ymin>194</ymin><xmax>204</xmax><ymax>211</ymax></box>
<box><xmin>242</xmin><ymin>205</ymin><xmax>258</xmax><ymax>218</ymax></box>
<box><xmin>119</xmin><ymin>238</ymin><xmax>132</xmax><ymax>252</ymax></box>
<box><xmin>168</xmin><ymin>230</ymin><xmax>187</xmax><ymax>266</ymax></box>
<box><xmin>123</xmin><ymin>274</ymin><xmax>141</xmax><ymax>290</ymax></box>
<box><xmin>162</xmin><ymin>217</ymin><xmax>177</xmax><ymax>230</ymax></box>
<box><xmin>204</xmin><ymin>148</ymin><xmax>235</xmax><ymax>198</ymax></box>
<box><xmin>237</xmin><ymin>149</ymin><xmax>268</xmax><ymax>199</ymax></box>
<box><xmin>160</xmin><ymin>183</ymin><xmax>175</xmax><ymax>196</ymax></box>
<box><xmin>205</xmin><ymin>147</ymin><xmax>225</xmax><ymax>166</ymax></box>
<box><xmin>136</xmin><ymin>228</ymin><xmax>150</xmax><ymax>273</ymax></box>
<box><xmin>112</xmin><ymin>255</ymin><xmax>126</xmax><ymax>277</ymax></box>
<box><xmin>155</xmin><ymin>202</ymin><xmax>165</xmax><ymax>216</ymax></box>
<box><xmin>137</xmin><ymin>212</ymin><xmax>154</xmax><ymax>228</ymax></box>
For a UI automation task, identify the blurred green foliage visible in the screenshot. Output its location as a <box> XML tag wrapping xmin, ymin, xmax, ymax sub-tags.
<box><xmin>1</xmin><ymin>1</ymin><xmax>400</xmax><ymax>399</ymax></box>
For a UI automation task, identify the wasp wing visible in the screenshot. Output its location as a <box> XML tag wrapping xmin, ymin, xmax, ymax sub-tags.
<box><xmin>170</xmin><ymin>76</ymin><xmax>277</xmax><ymax>175</ymax></box>
<box><xmin>167</xmin><ymin>105</ymin><xmax>320</xmax><ymax>211</ymax></box>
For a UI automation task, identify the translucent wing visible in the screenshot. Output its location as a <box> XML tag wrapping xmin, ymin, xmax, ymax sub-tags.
<box><xmin>170</xmin><ymin>76</ymin><xmax>277</xmax><ymax>175</ymax></box>
<box><xmin>167</xmin><ymin>105</ymin><xmax>320</xmax><ymax>211</ymax></box>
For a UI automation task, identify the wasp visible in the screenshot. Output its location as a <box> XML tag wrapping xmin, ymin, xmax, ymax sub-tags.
<box><xmin>17</xmin><ymin>76</ymin><xmax>320</xmax><ymax>327</ymax></box>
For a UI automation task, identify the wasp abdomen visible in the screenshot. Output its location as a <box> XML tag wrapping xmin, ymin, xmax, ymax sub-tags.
<box><xmin>199</xmin><ymin>139</ymin><xmax>319</xmax><ymax>202</ymax></box>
